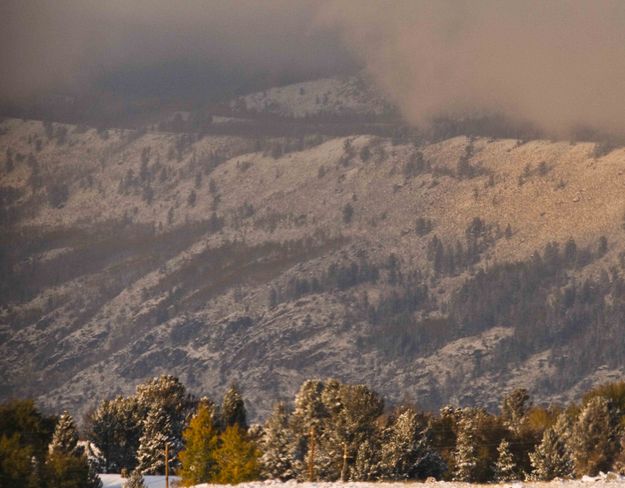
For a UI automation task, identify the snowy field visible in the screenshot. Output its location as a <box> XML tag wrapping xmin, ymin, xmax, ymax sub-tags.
<box><xmin>99</xmin><ymin>477</ymin><xmax>625</xmax><ymax>488</ymax></box>
<box><xmin>100</xmin><ymin>474</ymin><xmax>181</xmax><ymax>488</ymax></box>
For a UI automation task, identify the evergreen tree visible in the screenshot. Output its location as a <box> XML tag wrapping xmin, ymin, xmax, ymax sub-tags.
<box><xmin>87</xmin><ymin>396</ymin><xmax>143</xmax><ymax>472</ymax></box>
<box><xmin>0</xmin><ymin>399</ymin><xmax>55</xmax><ymax>463</ymax></box>
<box><xmin>135</xmin><ymin>375</ymin><xmax>192</xmax><ymax>472</ymax></box>
<box><xmin>314</xmin><ymin>380</ymin><xmax>385</xmax><ymax>481</ymax></box>
<box><xmin>291</xmin><ymin>379</ymin><xmax>328</xmax><ymax>480</ymax></box>
<box><xmin>0</xmin><ymin>399</ymin><xmax>55</xmax><ymax>487</ymax></box>
<box><xmin>501</xmin><ymin>388</ymin><xmax>531</xmax><ymax>433</ymax></box>
<box><xmin>136</xmin><ymin>406</ymin><xmax>179</xmax><ymax>475</ymax></box>
<box><xmin>86</xmin><ymin>459</ymin><xmax>103</xmax><ymax>488</ymax></box>
<box><xmin>494</xmin><ymin>439</ymin><xmax>517</xmax><ymax>481</ymax></box>
<box><xmin>46</xmin><ymin>413</ymin><xmax>102</xmax><ymax>488</ymax></box>
<box><xmin>378</xmin><ymin>409</ymin><xmax>445</xmax><ymax>480</ymax></box>
<box><xmin>213</xmin><ymin>425</ymin><xmax>260</xmax><ymax>484</ymax></box>
<box><xmin>260</xmin><ymin>402</ymin><xmax>299</xmax><ymax>481</ymax></box>
<box><xmin>221</xmin><ymin>384</ymin><xmax>247</xmax><ymax>430</ymax></box>
<box><xmin>452</xmin><ymin>410</ymin><xmax>479</xmax><ymax>482</ymax></box>
<box><xmin>570</xmin><ymin>396</ymin><xmax>616</xmax><ymax>476</ymax></box>
<box><xmin>0</xmin><ymin>433</ymin><xmax>34</xmax><ymax>488</ymax></box>
<box><xmin>179</xmin><ymin>402</ymin><xmax>219</xmax><ymax>486</ymax></box>
<box><xmin>46</xmin><ymin>451</ymin><xmax>99</xmax><ymax>488</ymax></box>
<box><xmin>352</xmin><ymin>439</ymin><xmax>380</xmax><ymax>481</ymax></box>
<box><xmin>529</xmin><ymin>414</ymin><xmax>574</xmax><ymax>480</ymax></box>
<box><xmin>49</xmin><ymin>412</ymin><xmax>79</xmax><ymax>456</ymax></box>
<box><xmin>123</xmin><ymin>469</ymin><xmax>146</xmax><ymax>488</ymax></box>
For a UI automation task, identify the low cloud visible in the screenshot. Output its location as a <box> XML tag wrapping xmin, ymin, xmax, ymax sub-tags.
<box><xmin>320</xmin><ymin>0</ymin><xmax>625</xmax><ymax>135</ymax></box>
<box><xmin>3</xmin><ymin>0</ymin><xmax>625</xmax><ymax>136</ymax></box>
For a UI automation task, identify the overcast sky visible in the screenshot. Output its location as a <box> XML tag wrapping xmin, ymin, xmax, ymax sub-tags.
<box><xmin>3</xmin><ymin>0</ymin><xmax>625</xmax><ymax>135</ymax></box>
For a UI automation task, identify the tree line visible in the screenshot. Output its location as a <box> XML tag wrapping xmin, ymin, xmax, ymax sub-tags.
<box><xmin>3</xmin><ymin>376</ymin><xmax>625</xmax><ymax>487</ymax></box>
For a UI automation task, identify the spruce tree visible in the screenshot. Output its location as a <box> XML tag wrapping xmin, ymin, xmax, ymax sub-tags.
<box><xmin>378</xmin><ymin>409</ymin><xmax>444</xmax><ymax>481</ymax></box>
<box><xmin>291</xmin><ymin>379</ymin><xmax>328</xmax><ymax>480</ymax></box>
<box><xmin>86</xmin><ymin>459</ymin><xmax>103</xmax><ymax>488</ymax></box>
<box><xmin>135</xmin><ymin>375</ymin><xmax>193</xmax><ymax>454</ymax></box>
<box><xmin>49</xmin><ymin>412</ymin><xmax>79</xmax><ymax>456</ymax></box>
<box><xmin>452</xmin><ymin>410</ymin><xmax>478</xmax><ymax>482</ymax></box>
<box><xmin>500</xmin><ymin>388</ymin><xmax>531</xmax><ymax>433</ymax></box>
<box><xmin>352</xmin><ymin>439</ymin><xmax>380</xmax><ymax>481</ymax></box>
<box><xmin>221</xmin><ymin>384</ymin><xmax>248</xmax><ymax>430</ymax></box>
<box><xmin>123</xmin><ymin>469</ymin><xmax>146</xmax><ymax>488</ymax></box>
<box><xmin>529</xmin><ymin>414</ymin><xmax>574</xmax><ymax>480</ymax></box>
<box><xmin>46</xmin><ymin>413</ymin><xmax>102</xmax><ymax>488</ymax></box>
<box><xmin>0</xmin><ymin>434</ymin><xmax>35</xmax><ymax>488</ymax></box>
<box><xmin>494</xmin><ymin>439</ymin><xmax>517</xmax><ymax>481</ymax></box>
<box><xmin>136</xmin><ymin>406</ymin><xmax>178</xmax><ymax>475</ymax></box>
<box><xmin>87</xmin><ymin>396</ymin><xmax>143</xmax><ymax>472</ymax></box>
<box><xmin>260</xmin><ymin>402</ymin><xmax>299</xmax><ymax>481</ymax></box>
<box><xmin>213</xmin><ymin>425</ymin><xmax>260</xmax><ymax>483</ymax></box>
<box><xmin>570</xmin><ymin>396</ymin><xmax>615</xmax><ymax>476</ymax></box>
<box><xmin>179</xmin><ymin>402</ymin><xmax>219</xmax><ymax>486</ymax></box>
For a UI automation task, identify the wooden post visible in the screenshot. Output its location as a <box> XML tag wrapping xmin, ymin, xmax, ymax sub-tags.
<box><xmin>165</xmin><ymin>442</ymin><xmax>169</xmax><ymax>488</ymax></box>
<box><xmin>308</xmin><ymin>426</ymin><xmax>316</xmax><ymax>481</ymax></box>
<box><xmin>340</xmin><ymin>442</ymin><xmax>348</xmax><ymax>482</ymax></box>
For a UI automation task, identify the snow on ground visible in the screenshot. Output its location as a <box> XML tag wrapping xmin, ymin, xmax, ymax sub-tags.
<box><xmin>100</xmin><ymin>474</ymin><xmax>180</xmax><ymax>488</ymax></box>
<box><xmin>197</xmin><ymin>481</ymin><xmax>625</xmax><ymax>488</ymax></box>
<box><xmin>100</xmin><ymin>476</ymin><xmax>625</xmax><ymax>488</ymax></box>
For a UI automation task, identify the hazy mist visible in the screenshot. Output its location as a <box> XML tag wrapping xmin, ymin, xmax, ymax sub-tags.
<box><xmin>0</xmin><ymin>0</ymin><xmax>355</xmax><ymax>102</ymax></box>
<box><xmin>322</xmin><ymin>0</ymin><xmax>625</xmax><ymax>135</ymax></box>
<box><xmin>3</xmin><ymin>0</ymin><xmax>625</xmax><ymax>134</ymax></box>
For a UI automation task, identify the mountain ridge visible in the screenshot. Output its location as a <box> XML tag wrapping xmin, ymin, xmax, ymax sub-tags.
<box><xmin>1</xmin><ymin>102</ymin><xmax>625</xmax><ymax>421</ymax></box>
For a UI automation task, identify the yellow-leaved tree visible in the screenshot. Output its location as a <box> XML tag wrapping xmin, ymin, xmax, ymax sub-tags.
<box><xmin>178</xmin><ymin>402</ymin><xmax>218</xmax><ymax>486</ymax></box>
<box><xmin>213</xmin><ymin>425</ymin><xmax>260</xmax><ymax>484</ymax></box>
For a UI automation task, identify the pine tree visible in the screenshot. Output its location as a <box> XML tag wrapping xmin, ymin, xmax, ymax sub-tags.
<box><xmin>260</xmin><ymin>402</ymin><xmax>299</xmax><ymax>481</ymax></box>
<box><xmin>452</xmin><ymin>410</ymin><xmax>478</xmax><ymax>482</ymax></box>
<box><xmin>99</xmin><ymin>396</ymin><xmax>144</xmax><ymax>472</ymax></box>
<box><xmin>136</xmin><ymin>406</ymin><xmax>178</xmax><ymax>475</ymax></box>
<box><xmin>570</xmin><ymin>396</ymin><xmax>616</xmax><ymax>476</ymax></box>
<box><xmin>529</xmin><ymin>414</ymin><xmax>574</xmax><ymax>480</ymax></box>
<box><xmin>0</xmin><ymin>433</ymin><xmax>35</xmax><ymax>488</ymax></box>
<box><xmin>179</xmin><ymin>402</ymin><xmax>219</xmax><ymax>486</ymax></box>
<box><xmin>49</xmin><ymin>412</ymin><xmax>79</xmax><ymax>456</ymax></box>
<box><xmin>86</xmin><ymin>459</ymin><xmax>103</xmax><ymax>488</ymax></box>
<box><xmin>500</xmin><ymin>388</ymin><xmax>531</xmax><ymax>433</ymax></box>
<box><xmin>135</xmin><ymin>375</ymin><xmax>193</xmax><ymax>446</ymax></box>
<box><xmin>46</xmin><ymin>451</ymin><xmax>100</xmax><ymax>488</ymax></box>
<box><xmin>221</xmin><ymin>384</ymin><xmax>247</xmax><ymax>430</ymax></box>
<box><xmin>291</xmin><ymin>379</ymin><xmax>328</xmax><ymax>480</ymax></box>
<box><xmin>123</xmin><ymin>469</ymin><xmax>146</xmax><ymax>488</ymax></box>
<box><xmin>46</xmin><ymin>413</ymin><xmax>102</xmax><ymax>488</ymax></box>
<box><xmin>377</xmin><ymin>409</ymin><xmax>445</xmax><ymax>481</ymax></box>
<box><xmin>494</xmin><ymin>439</ymin><xmax>516</xmax><ymax>481</ymax></box>
<box><xmin>352</xmin><ymin>439</ymin><xmax>380</xmax><ymax>481</ymax></box>
<box><xmin>213</xmin><ymin>425</ymin><xmax>260</xmax><ymax>484</ymax></box>
<box><xmin>332</xmin><ymin>383</ymin><xmax>385</xmax><ymax>480</ymax></box>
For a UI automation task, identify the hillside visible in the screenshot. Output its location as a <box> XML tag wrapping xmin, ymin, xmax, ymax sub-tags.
<box><xmin>1</xmin><ymin>108</ymin><xmax>625</xmax><ymax>421</ymax></box>
<box><xmin>230</xmin><ymin>74</ymin><xmax>392</xmax><ymax>118</ymax></box>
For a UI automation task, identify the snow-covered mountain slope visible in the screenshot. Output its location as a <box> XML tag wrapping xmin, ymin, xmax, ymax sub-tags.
<box><xmin>230</xmin><ymin>75</ymin><xmax>392</xmax><ymax>118</ymax></box>
<box><xmin>2</xmin><ymin>117</ymin><xmax>625</xmax><ymax>421</ymax></box>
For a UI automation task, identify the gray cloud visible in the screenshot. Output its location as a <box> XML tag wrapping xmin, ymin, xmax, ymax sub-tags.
<box><xmin>320</xmin><ymin>0</ymin><xmax>625</xmax><ymax>135</ymax></box>
<box><xmin>3</xmin><ymin>0</ymin><xmax>625</xmax><ymax>135</ymax></box>
<box><xmin>0</xmin><ymin>0</ymin><xmax>354</xmax><ymax>100</ymax></box>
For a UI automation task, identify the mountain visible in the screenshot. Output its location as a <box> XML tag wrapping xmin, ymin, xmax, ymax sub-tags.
<box><xmin>1</xmin><ymin>78</ymin><xmax>625</xmax><ymax>421</ymax></box>
<box><xmin>229</xmin><ymin>74</ymin><xmax>392</xmax><ymax>118</ymax></box>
